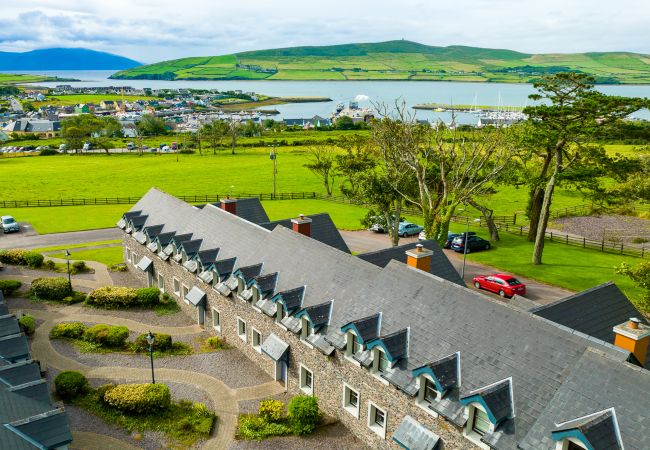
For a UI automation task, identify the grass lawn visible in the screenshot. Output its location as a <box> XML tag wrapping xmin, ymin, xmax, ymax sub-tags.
<box><xmin>50</xmin><ymin>246</ymin><xmax>123</xmax><ymax>267</ymax></box>
<box><xmin>463</xmin><ymin>224</ymin><xmax>644</xmax><ymax>307</ymax></box>
<box><xmin>2</xmin><ymin>205</ymin><xmax>129</xmax><ymax>234</ymax></box>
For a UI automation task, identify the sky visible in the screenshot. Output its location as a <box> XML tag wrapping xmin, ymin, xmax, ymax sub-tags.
<box><xmin>2</xmin><ymin>0</ymin><xmax>649</xmax><ymax>63</ymax></box>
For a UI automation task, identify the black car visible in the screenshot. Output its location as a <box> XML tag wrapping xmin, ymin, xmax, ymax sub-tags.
<box><xmin>443</xmin><ymin>231</ymin><xmax>476</xmax><ymax>249</ymax></box>
<box><xmin>450</xmin><ymin>234</ymin><xmax>490</xmax><ymax>253</ymax></box>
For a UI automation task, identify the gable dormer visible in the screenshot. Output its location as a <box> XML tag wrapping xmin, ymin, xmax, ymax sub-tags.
<box><xmin>117</xmin><ymin>210</ymin><xmax>142</xmax><ymax>230</ymax></box>
<box><xmin>551</xmin><ymin>408</ymin><xmax>623</xmax><ymax>450</ymax></box>
<box><xmin>149</xmin><ymin>231</ymin><xmax>175</xmax><ymax>254</ymax></box>
<box><xmin>270</xmin><ymin>286</ymin><xmax>305</xmax><ymax>322</ymax></box>
<box><xmin>295</xmin><ymin>300</ymin><xmax>333</xmax><ymax>340</ymax></box>
<box><xmin>143</xmin><ymin>224</ymin><xmax>164</xmax><ymax>243</ymax></box>
<box><xmin>213</xmin><ymin>258</ymin><xmax>239</xmax><ymax>296</ymax></box>
<box><xmin>341</xmin><ymin>313</ymin><xmax>382</xmax><ymax>358</ymax></box>
<box><xmin>460</xmin><ymin>377</ymin><xmax>514</xmax><ymax>442</ymax></box>
<box><xmin>413</xmin><ymin>352</ymin><xmax>461</xmax><ymax>407</ymax></box>
<box><xmin>128</xmin><ymin>215</ymin><xmax>149</xmax><ymax>233</ymax></box>
<box><xmin>159</xmin><ymin>233</ymin><xmax>192</xmax><ymax>261</ymax></box>
<box><xmin>194</xmin><ymin>248</ymin><xmax>220</xmax><ymax>278</ymax></box>
<box><xmin>366</xmin><ymin>328</ymin><xmax>409</xmax><ymax>374</ymax></box>
<box><xmin>174</xmin><ymin>238</ymin><xmax>203</xmax><ymax>264</ymax></box>
<box><xmin>233</xmin><ymin>263</ymin><xmax>264</xmax><ymax>299</ymax></box>
<box><xmin>250</xmin><ymin>272</ymin><xmax>279</xmax><ymax>302</ymax></box>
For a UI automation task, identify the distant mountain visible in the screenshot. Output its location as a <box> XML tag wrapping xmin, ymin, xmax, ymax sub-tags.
<box><xmin>0</xmin><ymin>48</ymin><xmax>141</xmax><ymax>71</ymax></box>
<box><xmin>111</xmin><ymin>40</ymin><xmax>650</xmax><ymax>84</ymax></box>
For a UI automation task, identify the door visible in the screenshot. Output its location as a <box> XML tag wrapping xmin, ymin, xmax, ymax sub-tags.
<box><xmin>197</xmin><ymin>304</ymin><xmax>205</xmax><ymax>326</ymax></box>
<box><xmin>275</xmin><ymin>361</ymin><xmax>287</xmax><ymax>387</ymax></box>
<box><xmin>146</xmin><ymin>271</ymin><xmax>153</xmax><ymax>288</ymax></box>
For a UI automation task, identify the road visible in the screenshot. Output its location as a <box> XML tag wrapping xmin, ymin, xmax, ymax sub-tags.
<box><xmin>340</xmin><ymin>230</ymin><xmax>572</xmax><ymax>304</ymax></box>
<box><xmin>9</xmin><ymin>97</ymin><xmax>23</xmax><ymax>113</ymax></box>
<box><xmin>1</xmin><ymin>225</ymin><xmax>571</xmax><ymax>304</ymax></box>
<box><xmin>0</xmin><ymin>227</ymin><xmax>122</xmax><ymax>250</ymax></box>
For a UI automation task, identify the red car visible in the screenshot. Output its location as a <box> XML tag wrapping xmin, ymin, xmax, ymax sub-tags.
<box><xmin>472</xmin><ymin>274</ymin><xmax>526</xmax><ymax>298</ymax></box>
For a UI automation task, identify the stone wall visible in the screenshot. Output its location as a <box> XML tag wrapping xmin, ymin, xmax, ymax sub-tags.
<box><xmin>123</xmin><ymin>235</ymin><xmax>476</xmax><ymax>450</ymax></box>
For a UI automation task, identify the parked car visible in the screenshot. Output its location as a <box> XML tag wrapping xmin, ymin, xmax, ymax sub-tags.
<box><xmin>126</xmin><ymin>142</ymin><xmax>135</xmax><ymax>151</ymax></box>
<box><xmin>59</xmin><ymin>144</ymin><xmax>67</xmax><ymax>152</ymax></box>
<box><xmin>473</xmin><ymin>274</ymin><xmax>526</xmax><ymax>298</ymax></box>
<box><xmin>368</xmin><ymin>215</ymin><xmax>405</xmax><ymax>233</ymax></box>
<box><xmin>450</xmin><ymin>234</ymin><xmax>490</xmax><ymax>253</ymax></box>
<box><xmin>1</xmin><ymin>215</ymin><xmax>20</xmax><ymax>233</ymax></box>
<box><xmin>398</xmin><ymin>222</ymin><xmax>424</xmax><ymax>237</ymax></box>
<box><xmin>82</xmin><ymin>142</ymin><xmax>92</xmax><ymax>151</ymax></box>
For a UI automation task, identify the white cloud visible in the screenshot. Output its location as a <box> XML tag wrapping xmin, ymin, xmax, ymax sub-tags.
<box><xmin>1</xmin><ymin>0</ymin><xmax>648</xmax><ymax>62</ymax></box>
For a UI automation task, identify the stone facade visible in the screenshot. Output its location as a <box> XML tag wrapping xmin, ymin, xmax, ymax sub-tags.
<box><xmin>123</xmin><ymin>235</ymin><xmax>476</xmax><ymax>449</ymax></box>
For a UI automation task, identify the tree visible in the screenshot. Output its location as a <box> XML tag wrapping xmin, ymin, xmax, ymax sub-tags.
<box><xmin>304</xmin><ymin>145</ymin><xmax>337</xmax><ymax>196</ymax></box>
<box><xmin>615</xmin><ymin>262</ymin><xmax>650</xmax><ymax>314</ymax></box>
<box><xmin>334</xmin><ymin>116</ymin><xmax>355</xmax><ymax>130</ymax></box>
<box><xmin>334</xmin><ymin>135</ymin><xmax>377</xmax><ymax>197</ymax></box>
<box><xmin>61</xmin><ymin>115</ymin><xmax>122</xmax><ymax>154</ymax></box>
<box><xmin>201</xmin><ymin>121</ymin><xmax>228</xmax><ymax>155</ymax></box>
<box><xmin>523</xmin><ymin>73</ymin><xmax>648</xmax><ymax>264</ymax></box>
<box><xmin>137</xmin><ymin>115</ymin><xmax>167</xmax><ymax>136</ymax></box>
<box><xmin>228</xmin><ymin>115</ymin><xmax>239</xmax><ymax>155</ymax></box>
<box><xmin>373</xmin><ymin>102</ymin><xmax>514</xmax><ymax>245</ymax></box>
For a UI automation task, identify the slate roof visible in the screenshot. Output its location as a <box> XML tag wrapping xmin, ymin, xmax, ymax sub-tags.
<box><xmin>357</xmin><ymin>239</ymin><xmax>464</xmax><ymax>286</ymax></box>
<box><xmin>186</xmin><ymin>286</ymin><xmax>206</xmax><ymax>306</ymax></box>
<box><xmin>392</xmin><ymin>415</ymin><xmax>440</xmax><ymax>450</ymax></box>
<box><xmin>520</xmin><ymin>349</ymin><xmax>650</xmax><ymax>450</ymax></box>
<box><xmin>214</xmin><ymin>198</ymin><xmax>269</xmax><ymax>224</ymax></box>
<box><xmin>553</xmin><ymin>410</ymin><xmax>621</xmax><ymax>450</ymax></box>
<box><xmin>259</xmin><ymin>213</ymin><xmax>350</xmax><ymax>253</ymax></box>
<box><xmin>261</xmin><ymin>333</ymin><xmax>289</xmax><ymax>362</ymax></box>
<box><xmin>0</xmin><ymin>361</ymin><xmax>41</xmax><ymax>386</ymax></box>
<box><xmin>254</xmin><ymin>273</ymin><xmax>278</xmax><ymax>295</ymax></box>
<box><xmin>0</xmin><ymin>334</ymin><xmax>29</xmax><ymax>363</ymax></box>
<box><xmin>531</xmin><ymin>282</ymin><xmax>646</xmax><ymax>343</ymax></box>
<box><xmin>344</xmin><ymin>313</ymin><xmax>381</xmax><ymax>342</ymax></box>
<box><xmin>273</xmin><ymin>286</ymin><xmax>305</xmax><ymax>312</ymax></box>
<box><xmin>122</xmin><ymin>188</ymin><xmax>649</xmax><ymax>450</ymax></box>
<box><xmin>0</xmin><ymin>315</ymin><xmax>20</xmax><ymax>338</ymax></box>
<box><xmin>416</xmin><ymin>352</ymin><xmax>460</xmax><ymax>391</ymax></box>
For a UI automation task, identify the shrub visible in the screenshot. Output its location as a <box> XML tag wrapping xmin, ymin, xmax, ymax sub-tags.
<box><xmin>259</xmin><ymin>399</ymin><xmax>285</xmax><ymax>423</ymax></box>
<box><xmin>103</xmin><ymin>383</ymin><xmax>171</xmax><ymax>413</ymax></box>
<box><xmin>0</xmin><ymin>279</ymin><xmax>22</xmax><ymax>295</ymax></box>
<box><xmin>40</xmin><ymin>148</ymin><xmax>59</xmax><ymax>156</ymax></box>
<box><xmin>43</xmin><ymin>260</ymin><xmax>56</xmax><ymax>270</ymax></box>
<box><xmin>109</xmin><ymin>263</ymin><xmax>128</xmax><ymax>272</ymax></box>
<box><xmin>72</xmin><ymin>260</ymin><xmax>87</xmax><ymax>272</ymax></box>
<box><xmin>30</xmin><ymin>277</ymin><xmax>71</xmax><ymax>300</ymax></box>
<box><xmin>96</xmin><ymin>383</ymin><xmax>116</xmax><ymax>401</ymax></box>
<box><xmin>237</xmin><ymin>414</ymin><xmax>291</xmax><ymax>440</ymax></box>
<box><xmin>133</xmin><ymin>332</ymin><xmax>172</xmax><ymax>352</ymax></box>
<box><xmin>206</xmin><ymin>336</ymin><xmax>225</xmax><ymax>350</ymax></box>
<box><xmin>135</xmin><ymin>287</ymin><xmax>160</xmax><ymax>306</ymax></box>
<box><xmin>18</xmin><ymin>315</ymin><xmax>36</xmax><ymax>334</ymax></box>
<box><xmin>24</xmin><ymin>251</ymin><xmax>44</xmax><ymax>268</ymax></box>
<box><xmin>55</xmin><ymin>371</ymin><xmax>89</xmax><ymax>399</ymax></box>
<box><xmin>86</xmin><ymin>286</ymin><xmax>138</xmax><ymax>308</ymax></box>
<box><xmin>50</xmin><ymin>322</ymin><xmax>87</xmax><ymax>339</ymax></box>
<box><xmin>62</xmin><ymin>291</ymin><xmax>86</xmax><ymax>304</ymax></box>
<box><xmin>288</xmin><ymin>395</ymin><xmax>321</xmax><ymax>435</ymax></box>
<box><xmin>83</xmin><ymin>324</ymin><xmax>129</xmax><ymax>348</ymax></box>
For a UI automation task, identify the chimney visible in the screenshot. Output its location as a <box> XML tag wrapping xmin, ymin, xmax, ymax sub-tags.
<box><xmin>220</xmin><ymin>198</ymin><xmax>237</xmax><ymax>215</ymax></box>
<box><xmin>291</xmin><ymin>214</ymin><xmax>312</xmax><ymax>237</ymax></box>
<box><xmin>613</xmin><ymin>317</ymin><xmax>650</xmax><ymax>366</ymax></box>
<box><xmin>405</xmin><ymin>244</ymin><xmax>433</xmax><ymax>272</ymax></box>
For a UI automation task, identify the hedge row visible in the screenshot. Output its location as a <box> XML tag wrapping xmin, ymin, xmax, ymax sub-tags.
<box><xmin>55</xmin><ymin>371</ymin><xmax>89</xmax><ymax>399</ymax></box>
<box><xmin>103</xmin><ymin>383</ymin><xmax>171</xmax><ymax>413</ymax></box>
<box><xmin>0</xmin><ymin>280</ymin><xmax>21</xmax><ymax>295</ymax></box>
<box><xmin>0</xmin><ymin>249</ymin><xmax>44</xmax><ymax>268</ymax></box>
<box><xmin>50</xmin><ymin>322</ymin><xmax>175</xmax><ymax>353</ymax></box>
<box><xmin>85</xmin><ymin>286</ymin><xmax>161</xmax><ymax>308</ymax></box>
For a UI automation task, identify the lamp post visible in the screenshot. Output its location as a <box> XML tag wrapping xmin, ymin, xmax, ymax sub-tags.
<box><xmin>268</xmin><ymin>144</ymin><xmax>278</xmax><ymax>198</ymax></box>
<box><xmin>65</xmin><ymin>250</ymin><xmax>72</xmax><ymax>292</ymax></box>
<box><xmin>146</xmin><ymin>331</ymin><xmax>156</xmax><ymax>384</ymax></box>
<box><xmin>460</xmin><ymin>215</ymin><xmax>482</xmax><ymax>280</ymax></box>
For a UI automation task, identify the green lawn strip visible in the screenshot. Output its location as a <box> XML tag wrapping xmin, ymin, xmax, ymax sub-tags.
<box><xmin>65</xmin><ymin>337</ymin><xmax>192</xmax><ymax>356</ymax></box>
<box><xmin>73</xmin><ymin>390</ymin><xmax>214</xmax><ymax>447</ymax></box>
<box><xmin>49</xmin><ymin>247</ymin><xmax>124</xmax><ymax>267</ymax></box>
<box><xmin>461</xmin><ymin>224</ymin><xmax>643</xmax><ymax>305</ymax></box>
<box><xmin>33</xmin><ymin>240</ymin><xmax>122</xmax><ymax>253</ymax></box>
<box><xmin>2</xmin><ymin>204</ymin><xmax>129</xmax><ymax>234</ymax></box>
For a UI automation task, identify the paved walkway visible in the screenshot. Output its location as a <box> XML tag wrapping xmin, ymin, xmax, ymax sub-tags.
<box><xmin>1</xmin><ymin>227</ymin><xmax>122</xmax><ymax>250</ymax></box>
<box><xmin>16</xmin><ymin>303</ymin><xmax>283</xmax><ymax>449</ymax></box>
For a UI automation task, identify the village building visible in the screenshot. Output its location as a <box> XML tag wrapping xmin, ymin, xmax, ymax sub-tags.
<box><xmin>119</xmin><ymin>188</ymin><xmax>650</xmax><ymax>450</ymax></box>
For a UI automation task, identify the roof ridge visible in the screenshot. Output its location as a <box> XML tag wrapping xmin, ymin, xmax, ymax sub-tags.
<box><xmin>529</xmin><ymin>281</ymin><xmax>617</xmax><ymax>313</ymax></box>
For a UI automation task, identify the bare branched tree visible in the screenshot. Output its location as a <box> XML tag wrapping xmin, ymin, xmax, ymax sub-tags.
<box><xmin>304</xmin><ymin>145</ymin><xmax>337</xmax><ymax>196</ymax></box>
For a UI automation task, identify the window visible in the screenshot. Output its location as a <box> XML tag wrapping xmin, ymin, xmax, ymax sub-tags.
<box><xmin>567</xmin><ymin>442</ymin><xmax>587</xmax><ymax>450</ymax></box>
<box><xmin>276</xmin><ymin>302</ymin><xmax>284</xmax><ymax>323</ymax></box>
<box><xmin>126</xmin><ymin>248</ymin><xmax>132</xmax><ymax>264</ymax></box>
<box><xmin>299</xmin><ymin>365</ymin><xmax>313</xmax><ymax>394</ymax></box>
<box><xmin>424</xmin><ymin>377</ymin><xmax>438</xmax><ymax>403</ymax></box>
<box><xmin>157</xmin><ymin>274</ymin><xmax>165</xmax><ymax>292</ymax></box>
<box><xmin>212</xmin><ymin>309</ymin><xmax>220</xmax><ymax>331</ymax></box>
<box><xmin>342</xmin><ymin>384</ymin><xmax>360</xmax><ymax>418</ymax></box>
<box><xmin>132</xmin><ymin>252</ymin><xmax>138</xmax><ymax>265</ymax></box>
<box><xmin>375</xmin><ymin>349</ymin><xmax>390</xmax><ymax>373</ymax></box>
<box><xmin>237</xmin><ymin>318</ymin><xmax>247</xmax><ymax>341</ymax></box>
<box><xmin>345</xmin><ymin>332</ymin><xmax>361</xmax><ymax>357</ymax></box>
<box><xmin>472</xmin><ymin>407</ymin><xmax>491</xmax><ymax>436</ymax></box>
<box><xmin>182</xmin><ymin>284</ymin><xmax>189</xmax><ymax>304</ymax></box>
<box><xmin>300</xmin><ymin>317</ymin><xmax>312</xmax><ymax>341</ymax></box>
<box><xmin>173</xmin><ymin>277</ymin><xmax>181</xmax><ymax>296</ymax></box>
<box><xmin>252</xmin><ymin>328</ymin><xmax>261</xmax><ymax>351</ymax></box>
<box><xmin>367</xmin><ymin>402</ymin><xmax>387</xmax><ymax>438</ymax></box>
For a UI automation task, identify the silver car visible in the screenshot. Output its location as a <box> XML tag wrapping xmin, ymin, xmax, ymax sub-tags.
<box><xmin>1</xmin><ymin>215</ymin><xmax>20</xmax><ymax>233</ymax></box>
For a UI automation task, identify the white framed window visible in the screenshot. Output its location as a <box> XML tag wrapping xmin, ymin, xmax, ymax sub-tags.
<box><xmin>132</xmin><ymin>252</ymin><xmax>138</xmax><ymax>265</ymax></box>
<box><xmin>299</xmin><ymin>364</ymin><xmax>313</xmax><ymax>395</ymax></box>
<box><xmin>126</xmin><ymin>248</ymin><xmax>132</xmax><ymax>264</ymax></box>
<box><xmin>182</xmin><ymin>284</ymin><xmax>189</xmax><ymax>304</ymax></box>
<box><xmin>416</xmin><ymin>375</ymin><xmax>440</xmax><ymax>417</ymax></box>
<box><xmin>345</xmin><ymin>332</ymin><xmax>361</xmax><ymax>357</ymax></box>
<box><xmin>237</xmin><ymin>317</ymin><xmax>247</xmax><ymax>341</ymax></box>
<box><xmin>463</xmin><ymin>403</ymin><xmax>494</xmax><ymax>449</ymax></box>
<box><xmin>173</xmin><ymin>277</ymin><xmax>181</xmax><ymax>297</ymax></box>
<box><xmin>157</xmin><ymin>273</ymin><xmax>165</xmax><ymax>292</ymax></box>
<box><xmin>372</xmin><ymin>348</ymin><xmax>390</xmax><ymax>373</ymax></box>
<box><xmin>212</xmin><ymin>308</ymin><xmax>220</xmax><ymax>332</ymax></box>
<box><xmin>252</xmin><ymin>328</ymin><xmax>261</xmax><ymax>352</ymax></box>
<box><xmin>342</xmin><ymin>383</ymin><xmax>360</xmax><ymax>418</ymax></box>
<box><xmin>367</xmin><ymin>401</ymin><xmax>387</xmax><ymax>439</ymax></box>
<box><xmin>300</xmin><ymin>317</ymin><xmax>312</xmax><ymax>340</ymax></box>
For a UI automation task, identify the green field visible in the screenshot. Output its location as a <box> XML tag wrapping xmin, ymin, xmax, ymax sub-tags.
<box><xmin>111</xmin><ymin>40</ymin><xmax>650</xmax><ymax>84</ymax></box>
<box><xmin>50</xmin><ymin>246</ymin><xmax>123</xmax><ymax>266</ymax></box>
<box><xmin>32</xmin><ymin>93</ymin><xmax>157</xmax><ymax>107</ymax></box>
<box><xmin>0</xmin><ymin>73</ymin><xmax>62</xmax><ymax>84</ymax></box>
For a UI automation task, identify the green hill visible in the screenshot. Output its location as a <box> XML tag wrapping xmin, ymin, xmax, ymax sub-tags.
<box><xmin>110</xmin><ymin>40</ymin><xmax>650</xmax><ymax>84</ymax></box>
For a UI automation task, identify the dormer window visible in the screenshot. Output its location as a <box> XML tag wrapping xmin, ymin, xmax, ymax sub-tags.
<box><xmin>423</xmin><ymin>377</ymin><xmax>439</xmax><ymax>403</ymax></box>
<box><xmin>345</xmin><ymin>332</ymin><xmax>361</xmax><ymax>357</ymax></box>
<box><xmin>373</xmin><ymin>348</ymin><xmax>390</xmax><ymax>373</ymax></box>
<box><xmin>472</xmin><ymin>406</ymin><xmax>491</xmax><ymax>436</ymax></box>
<box><xmin>300</xmin><ymin>317</ymin><xmax>312</xmax><ymax>340</ymax></box>
<box><xmin>276</xmin><ymin>301</ymin><xmax>285</xmax><ymax>323</ymax></box>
